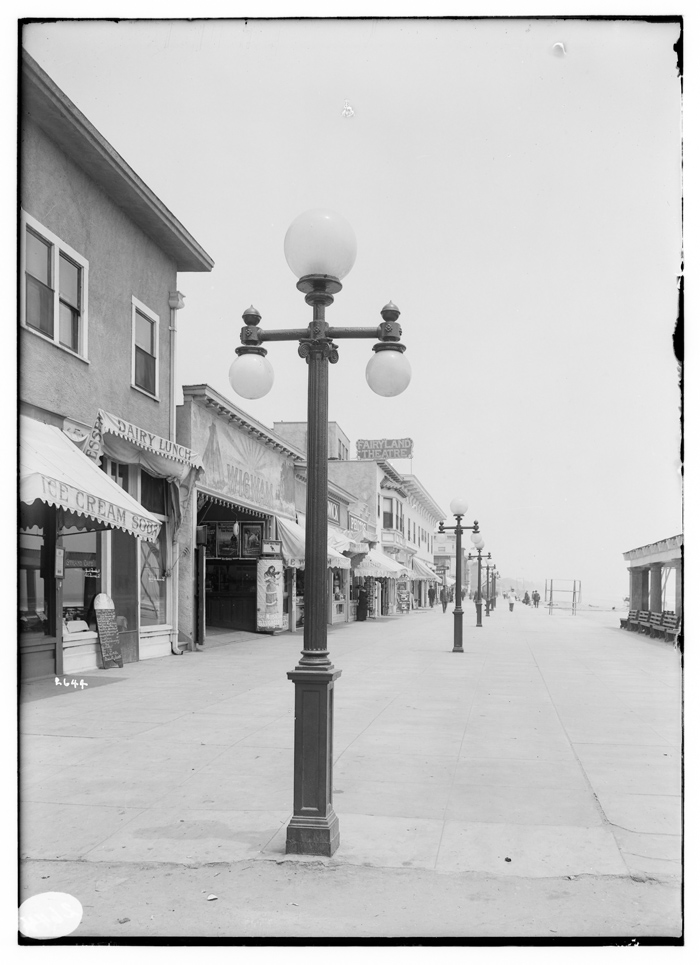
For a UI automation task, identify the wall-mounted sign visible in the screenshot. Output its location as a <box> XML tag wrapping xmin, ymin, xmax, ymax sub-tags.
<box><xmin>328</xmin><ymin>499</ymin><xmax>340</xmax><ymax>523</ymax></box>
<box><xmin>262</xmin><ymin>539</ymin><xmax>282</xmax><ymax>556</ymax></box>
<box><xmin>356</xmin><ymin>438</ymin><xmax>413</xmax><ymax>461</ymax></box>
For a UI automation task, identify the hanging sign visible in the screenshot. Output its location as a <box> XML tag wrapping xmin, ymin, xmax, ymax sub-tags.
<box><xmin>93</xmin><ymin>593</ymin><xmax>123</xmax><ymax>669</ymax></box>
<box><xmin>356</xmin><ymin>438</ymin><xmax>413</xmax><ymax>460</ymax></box>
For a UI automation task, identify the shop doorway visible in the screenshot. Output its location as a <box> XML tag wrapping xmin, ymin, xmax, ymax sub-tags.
<box><xmin>205</xmin><ymin>558</ymin><xmax>257</xmax><ymax>631</ymax></box>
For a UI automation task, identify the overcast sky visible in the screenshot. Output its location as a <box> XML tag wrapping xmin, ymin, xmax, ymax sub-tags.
<box><xmin>22</xmin><ymin>13</ymin><xmax>683</xmax><ymax>605</ymax></box>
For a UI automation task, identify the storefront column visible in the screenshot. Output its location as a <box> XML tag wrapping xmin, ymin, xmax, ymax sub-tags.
<box><xmin>649</xmin><ymin>562</ymin><xmax>663</xmax><ymax>613</ymax></box>
<box><xmin>639</xmin><ymin>567</ymin><xmax>650</xmax><ymax>610</ymax></box>
<box><xmin>674</xmin><ymin>562</ymin><xmax>682</xmax><ymax>619</ymax></box>
<box><xmin>628</xmin><ymin>567</ymin><xmax>644</xmax><ymax>610</ymax></box>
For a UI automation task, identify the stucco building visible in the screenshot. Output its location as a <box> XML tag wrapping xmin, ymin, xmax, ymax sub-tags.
<box><xmin>19</xmin><ymin>51</ymin><xmax>213</xmax><ymax>678</ymax></box>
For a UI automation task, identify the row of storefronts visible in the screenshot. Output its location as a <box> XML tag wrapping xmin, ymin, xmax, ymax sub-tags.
<box><xmin>19</xmin><ymin>384</ymin><xmax>444</xmax><ymax>678</ymax></box>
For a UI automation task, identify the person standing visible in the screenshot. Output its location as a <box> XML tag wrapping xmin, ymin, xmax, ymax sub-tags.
<box><xmin>428</xmin><ymin>586</ymin><xmax>435</xmax><ymax>608</ymax></box>
<box><xmin>508</xmin><ymin>591</ymin><xmax>515</xmax><ymax>612</ymax></box>
<box><xmin>357</xmin><ymin>584</ymin><xmax>368</xmax><ymax>622</ymax></box>
<box><xmin>440</xmin><ymin>585</ymin><xmax>448</xmax><ymax>613</ymax></box>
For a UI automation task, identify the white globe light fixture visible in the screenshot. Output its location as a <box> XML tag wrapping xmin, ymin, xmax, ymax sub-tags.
<box><xmin>284</xmin><ymin>208</ymin><xmax>357</xmax><ymax>282</ymax></box>
<box><xmin>449</xmin><ymin>497</ymin><xmax>469</xmax><ymax>517</ymax></box>
<box><xmin>229</xmin><ymin>350</ymin><xmax>274</xmax><ymax>399</ymax></box>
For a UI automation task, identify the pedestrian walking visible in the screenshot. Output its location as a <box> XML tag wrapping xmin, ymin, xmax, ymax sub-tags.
<box><xmin>508</xmin><ymin>591</ymin><xmax>515</xmax><ymax>612</ymax></box>
<box><xmin>523</xmin><ymin>591</ymin><xmax>530</xmax><ymax>606</ymax></box>
<box><xmin>533</xmin><ymin>590</ymin><xmax>540</xmax><ymax>608</ymax></box>
<box><xmin>440</xmin><ymin>586</ymin><xmax>448</xmax><ymax>613</ymax></box>
<box><xmin>428</xmin><ymin>586</ymin><xmax>435</xmax><ymax>608</ymax></box>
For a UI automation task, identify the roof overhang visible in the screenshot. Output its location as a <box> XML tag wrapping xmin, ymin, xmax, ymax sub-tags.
<box><xmin>22</xmin><ymin>51</ymin><xmax>214</xmax><ymax>273</ymax></box>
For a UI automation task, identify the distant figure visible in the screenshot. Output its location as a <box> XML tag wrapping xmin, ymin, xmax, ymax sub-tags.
<box><xmin>440</xmin><ymin>586</ymin><xmax>448</xmax><ymax>613</ymax></box>
<box><xmin>357</xmin><ymin>585</ymin><xmax>368</xmax><ymax>622</ymax></box>
<box><xmin>508</xmin><ymin>592</ymin><xmax>515</xmax><ymax>612</ymax></box>
<box><xmin>428</xmin><ymin>586</ymin><xmax>435</xmax><ymax>608</ymax></box>
<box><xmin>523</xmin><ymin>592</ymin><xmax>531</xmax><ymax>606</ymax></box>
<box><xmin>533</xmin><ymin>590</ymin><xmax>540</xmax><ymax>608</ymax></box>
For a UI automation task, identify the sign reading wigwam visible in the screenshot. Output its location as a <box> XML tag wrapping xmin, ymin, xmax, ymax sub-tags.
<box><xmin>356</xmin><ymin>438</ymin><xmax>413</xmax><ymax>460</ymax></box>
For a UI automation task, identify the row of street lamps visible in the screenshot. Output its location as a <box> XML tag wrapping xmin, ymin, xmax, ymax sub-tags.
<box><xmin>440</xmin><ymin>502</ymin><xmax>499</xmax><ymax>650</ymax></box>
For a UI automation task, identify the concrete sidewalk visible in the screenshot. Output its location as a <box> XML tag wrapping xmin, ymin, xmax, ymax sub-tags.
<box><xmin>19</xmin><ymin>602</ymin><xmax>682</xmax><ymax>937</ymax></box>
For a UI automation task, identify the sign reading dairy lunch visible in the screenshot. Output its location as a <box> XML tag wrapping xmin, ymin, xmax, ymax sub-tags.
<box><xmin>102</xmin><ymin>413</ymin><xmax>198</xmax><ymax>464</ymax></box>
<box><xmin>356</xmin><ymin>438</ymin><xmax>413</xmax><ymax>460</ymax></box>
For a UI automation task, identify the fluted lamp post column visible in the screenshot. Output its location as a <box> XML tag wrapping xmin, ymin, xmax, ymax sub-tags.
<box><xmin>484</xmin><ymin>561</ymin><xmax>496</xmax><ymax>616</ymax></box>
<box><xmin>467</xmin><ymin>536</ymin><xmax>490</xmax><ymax>628</ymax></box>
<box><xmin>229</xmin><ymin>209</ymin><xmax>411</xmax><ymax>857</ymax></box>
<box><xmin>438</xmin><ymin>501</ymin><xmax>478</xmax><ymax>653</ymax></box>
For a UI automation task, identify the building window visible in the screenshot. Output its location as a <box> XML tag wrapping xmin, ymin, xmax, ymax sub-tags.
<box><xmin>21</xmin><ymin>212</ymin><xmax>88</xmax><ymax>357</ymax></box>
<box><xmin>132</xmin><ymin>297</ymin><xmax>159</xmax><ymax>398</ymax></box>
<box><xmin>382</xmin><ymin>497</ymin><xmax>393</xmax><ymax>530</ymax></box>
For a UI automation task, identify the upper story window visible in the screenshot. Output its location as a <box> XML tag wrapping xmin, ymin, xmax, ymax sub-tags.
<box><xmin>131</xmin><ymin>297</ymin><xmax>159</xmax><ymax>399</ymax></box>
<box><xmin>21</xmin><ymin>212</ymin><xmax>89</xmax><ymax>358</ymax></box>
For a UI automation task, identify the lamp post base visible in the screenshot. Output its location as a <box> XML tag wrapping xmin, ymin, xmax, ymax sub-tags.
<box><xmin>286</xmin><ymin>811</ymin><xmax>340</xmax><ymax>857</ymax></box>
<box><xmin>286</xmin><ymin>666</ymin><xmax>341</xmax><ymax>857</ymax></box>
<box><xmin>475</xmin><ymin>603</ymin><xmax>483</xmax><ymax>627</ymax></box>
<box><xmin>452</xmin><ymin>609</ymin><xmax>464</xmax><ymax>652</ymax></box>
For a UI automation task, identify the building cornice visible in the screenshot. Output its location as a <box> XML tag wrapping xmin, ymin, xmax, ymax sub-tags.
<box><xmin>182</xmin><ymin>384</ymin><xmax>305</xmax><ymax>461</ymax></box>
<box><xmin>22</xmin><ymin>50</ymin><xmax>214</xmax><ymax>273</ymax></box>
<box><xmin>623</xmin><ymin>534</ymin><xmax>683</xmax><ymax>564</ymax></box>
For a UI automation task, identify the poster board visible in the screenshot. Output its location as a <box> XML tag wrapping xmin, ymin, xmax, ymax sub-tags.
<box><xmin>256</xmin><ymin>558</ymin><xmax>285</xmax><ymax>632</ymax></box>
<box><xmin>93</xmin><ymin>593</ymin><xmax>124</xmax><ymax>669</ymax></box>
<box><xmin>397</xmin><ymin>580</ymin><xmax>411</xmax><ymax>612</ymax></box>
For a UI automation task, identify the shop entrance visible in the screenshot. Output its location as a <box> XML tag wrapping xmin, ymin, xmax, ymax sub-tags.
<box><xmin>197</xmin><ymin>496</ymin><xmax>271</xmax><ymax>635</ymax></box>
<box><xmin>205</xmin><ymin>559</ymin><xmax>257</xmax><ymax>631</ymax></box>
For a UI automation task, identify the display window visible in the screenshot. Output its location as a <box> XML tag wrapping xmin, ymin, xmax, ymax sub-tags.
<box><xmin>140</xmin><ymin>527</ymin><xmax>168</xmax><ymax>626</ymax></box>
<box><xmin>19</xmin><ymin>525</ymin><xmax>46</xmax><ymax>635</ymax></box>
<box><xmin>61</xmin><ymin>527</ymin><xmax>101</xmax><ymax>626</ymax></box>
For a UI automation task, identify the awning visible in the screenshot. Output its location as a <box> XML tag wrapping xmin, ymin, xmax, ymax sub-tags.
<box><xmin>276</xmin><ymin>517</ymin><xmax>351</xmax><ymax>570</ymax></box>
<box><xmin>83</xmin><ymin>409</ymin><xmax>204</xmax><ymax>535</ymax></box>
<box><xmin>411</xmin><ymin>557</ymin><xmax>441</xmax><ymax>581</ymax></box>
<box><xmin>327</xmin><ymin>527</ymin><xmax>368</xmax><ymax>556</ymax></box>
<box><xmin>19</xmin><ymin>416</ymin><xmax>162</xmax><ymax>541</ymax></box>
<box><xmin>354</xmin><ymin>549</ymin><xmax>409</xmax><ymax>578</ymax></box>
<box><xmin>85</xmin><ymin>409</ymin><xmax>203</xmax><ymax>481</ymax></box>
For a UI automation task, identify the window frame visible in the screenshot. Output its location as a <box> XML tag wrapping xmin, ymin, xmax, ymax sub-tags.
<box><xmin>20</xmin><ymin>211</ymin><xmax>89</xmax><ymax>360</ymax></box>
<box><xmin>131</xmin><ymin>296</ymin><xmax>160</xmax><ymax>400</ymax></box>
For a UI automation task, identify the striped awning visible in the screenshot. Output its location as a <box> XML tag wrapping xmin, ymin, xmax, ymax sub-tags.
<box><xmin>20</xmin><ymin>416</ymin><xmax>161</xmax><ymax>541</ymax></box>
<box><xmin>411</xmin><ymin>557</ymin><xmax>440</xmax><ymax>581</ymax></box>
<box><xmin>354</xmin><ymin>549</ymin><xmax>408</xmax><ymax>578</ymax></box>
<box><xmin>276</xmin><ymin>517</ymin><xmax>351</xmax><ymax>570</ymax></box>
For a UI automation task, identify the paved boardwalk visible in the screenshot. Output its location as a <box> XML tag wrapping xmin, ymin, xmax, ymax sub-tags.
<box><xmin>19</xmin><ymin>603</ymin><xmax>682</xmax><ymax>937</ymax></box>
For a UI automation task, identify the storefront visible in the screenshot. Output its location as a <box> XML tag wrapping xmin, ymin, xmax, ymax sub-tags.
<box><xmin>19</xmin><ymin>416</ymin><xmax>163</xmax><ymax>679</ymax></box>
<box><xmin>277</xmin><ymin>516</ymin><xmax>351</xmax><ymax>628</ymax></box>
<box><xmin>352</xmin><ymin>548</ymin><xmax>408</xmax><ymax>618</ymax></box>
<box><xmin>176</xmin><ymin>385</ymin><xmax>304</xmax><ymax>644</ymax></box>
<box><xmin>410</xmin><ymin>555</ymin><xmax>442</xmax><ymax>608</ymax></box>
<box><xmin>81</xmin><ymin>409</ymin><xmax>203</xmax><ymax>664</ymax></box>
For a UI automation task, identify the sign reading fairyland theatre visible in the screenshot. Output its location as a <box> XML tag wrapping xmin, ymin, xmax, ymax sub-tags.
<box><xmin>356</xmin><ymin>438</ymin><xmax>413</xmax><ymax>460</ymax></box>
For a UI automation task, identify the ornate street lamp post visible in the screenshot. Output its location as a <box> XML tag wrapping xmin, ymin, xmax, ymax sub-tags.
<box><xmin>438</xmin><ymin>501</ymin><xmax>478</xmax><ymax>653</ymax></box>
<box><xmin>467</xmin><ymin>535</ymin><xmax>490</xmax><ymax>628</ymax></box>
<box><xmin>484</xmin><ymin>561</ymin><xmax>496</xmax><ymax>617</ymax></box>
<box><xmin>229</xmin><ymin>210</ymin><xmax>411</xmax><ymax>857</ymax></box>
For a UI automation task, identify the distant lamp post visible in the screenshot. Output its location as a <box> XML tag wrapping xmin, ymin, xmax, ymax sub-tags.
<box><xmin>438</xmin><ymin>500</ymin><xmax>478</xmax><ymax>653</ymax></box>
<box><xmin>229</xmin><ymin>209</ymin><xmax>411</xmax><ymax>857</ymax></box>
<box><xmin>484</xmin><ymin>561</ymin><xmax>497</xmax><ymax>616</ymax></box>
<box><xmin>467</xmin><ymin>534</ymin><xmax>490</xmax><ymax>627</ymax></box>
<box><xmin>492</xmin><ymin>569</ymin><xmax>499</xmax><ymax>608</ymax></box>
